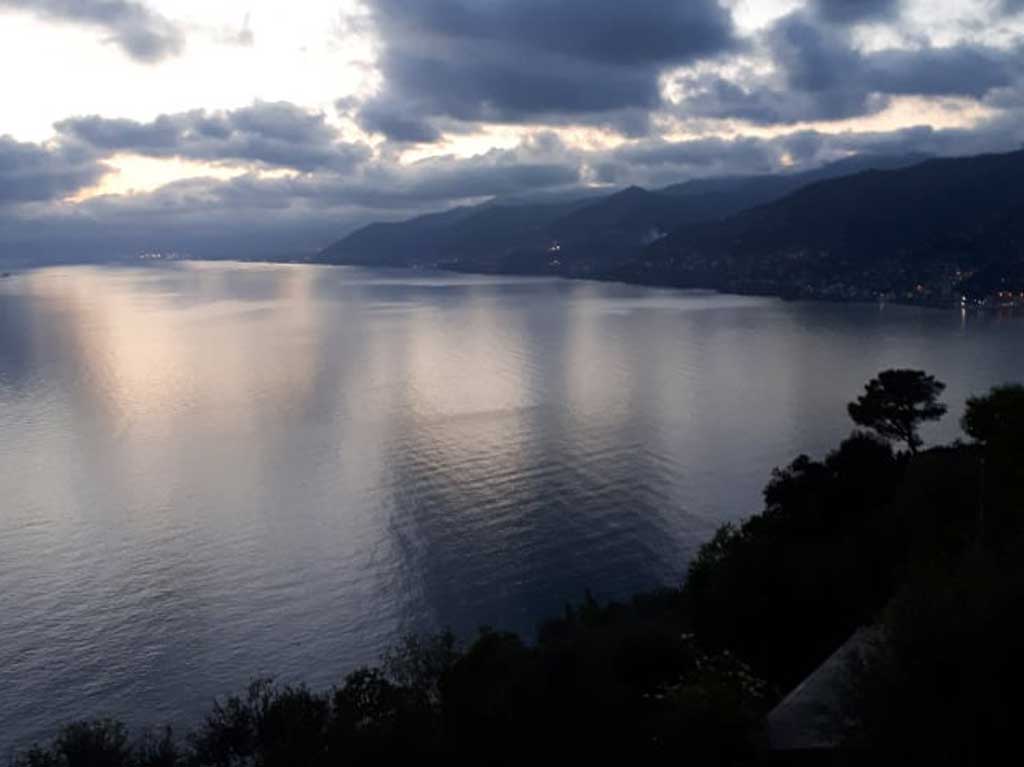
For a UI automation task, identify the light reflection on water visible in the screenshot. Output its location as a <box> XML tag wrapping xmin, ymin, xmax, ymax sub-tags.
<box><xmin>2</xmin><ymin>262</ymin><xmax>1024</xmax><ymax>751</ymax></box>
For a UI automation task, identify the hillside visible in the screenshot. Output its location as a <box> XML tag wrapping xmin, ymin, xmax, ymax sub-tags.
<box><xmin>316</xmin><ymin>154</ymin><xmax>924</xmax><ymax>278</ymax></box>
<box><xmin>619</xmin><ymin>149</ymin><xmax>1024</xmax><ymax>303</ymax></box>
<box><xmin>316</xmin><ymin>201</ymin><xmax>581</xmax><ymax>269</ymax></box>
<box><xmin>657</xmin><ymin>152</ymin><xmax>930</xmax><ymax>221</ymax></box>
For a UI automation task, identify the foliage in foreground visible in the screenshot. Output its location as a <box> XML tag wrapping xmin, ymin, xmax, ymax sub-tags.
<box><xmin>683</xmin><ymin>431</ymin><xmax>908</xmax><ymax>692</ymax></box>
<box><xmin>847</xmin><ymin>369</ymin><xmax>947</xmax><ymax>453</ymax></box>
<box><xmin>838</xmin><ymin>382</ymin><xmax>1024</xmax><ymax>761</ymax></box>
<box><xmin>841</xmin><ymin>554</ymin><xmax>1024</xmax><ymax>766</ymax></box>
<box><xmin>16</xmin><ymin>596</ymin><xmax>773</xmax><ymax>764</ymax></box>
<box><xmin>16</xmin><ymin>372</ymin><xmax>1024</xmax><ymax>764</ymax></box>
<box><xmin>14</xmin><ymin>615</ymin><xmax>766</xmax><ymax>766</ymax></box>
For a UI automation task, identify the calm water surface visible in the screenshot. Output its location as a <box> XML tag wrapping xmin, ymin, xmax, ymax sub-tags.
<box><xmin>2</xmin><ymin>262</ymin><xmax>1023</xmax><ymax>750</ymax></box>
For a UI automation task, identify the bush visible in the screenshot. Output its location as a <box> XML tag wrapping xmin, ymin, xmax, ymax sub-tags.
<box><xmin>16</xmin><ymin>720</ymin><xmax>176</xmax><ymax>767</ymax></box>
<box><xmin>683</xmin><ymin>432</ymin><xmax>904</xmax><ymax>689</ymax></box>
<box><xmin>842</xmin><ymin>554</ymin><xmax>1024</xmax><ymax>764</ymax></box>
<box><xmin>188</xmin><ymin>679</ymin><xmax>330</xmax><ymax>767</ymax></box>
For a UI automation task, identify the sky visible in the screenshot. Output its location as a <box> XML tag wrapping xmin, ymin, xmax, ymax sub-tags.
<box><xmin>2</xmin><ymin>0</ymin><xmax>1023</xmax><ymax>261</ymax></box>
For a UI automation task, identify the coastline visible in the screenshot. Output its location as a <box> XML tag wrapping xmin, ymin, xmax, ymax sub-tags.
<box><xmin>8</xmin><ymin>256</ymin><xmax>1017</xmax><ymax>316</ymax></box>
<box><xmin>305</xmin><ymin>256</ymin><xmax>1004</xmax><ymax>314</ymax></box>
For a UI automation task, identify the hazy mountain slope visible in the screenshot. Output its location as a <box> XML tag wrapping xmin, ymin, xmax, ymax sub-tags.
<box><xmin>621</xmin><ymin>149</ymin><xmax>1024</xmax><ymax>299</ymax></box>
<box><xmin>317</xmin><ymin>200</ymin><xmax>579</xmax><ymax>268</ymax></box>
<box><xmin>657</xmin><ymin>153</ymin><xmax>929</xmax><ymax>226</ymax></box>
<box><xmin>316</xmin><ymin>153</ymin><xmax>929</xmax><ymax>276</ymax></box>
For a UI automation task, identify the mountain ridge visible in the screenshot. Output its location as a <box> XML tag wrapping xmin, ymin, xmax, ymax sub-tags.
<box><xmin>618</xmin><ymin>149</ymin><xmax>1024</xmax><ymax>303</ymax></box>
<box><xmin>318</xmin><ymin>153</ymin><xmax>924</xmax><ymax>274</ymax></box>
<box><xmin>317</xmin><ymin>150</ymin><xmax>1024</xmax><ymax>305</ymax></box>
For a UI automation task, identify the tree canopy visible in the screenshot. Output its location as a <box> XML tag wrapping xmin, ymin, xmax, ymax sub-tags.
<box><xmin>962</xmin><ymin>384</ymin><xmax>1024</xmax><ymax>449</ymax></box>
<box><xmin>847</xmin><ymin>369</ymin><xmax>947</xmax><ymax>453</ymax></box>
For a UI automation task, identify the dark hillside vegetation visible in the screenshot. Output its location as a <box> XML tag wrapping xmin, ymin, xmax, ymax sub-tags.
<box><xmin>316</xmin><ymin>154</ymin><xmax>924</xmax><ymax>282</ymax></box>
<box><xmin>317</xmin><ymin>150</ymin><xmax>1024</xmax><ymax>306</ymax></box>
<box><xmin>624</xmin><ymin>150</ymin><xmax>1024</xmax><ymax>302</ymax></box>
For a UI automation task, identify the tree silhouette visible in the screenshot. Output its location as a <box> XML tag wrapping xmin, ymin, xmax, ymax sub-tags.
<box><xmin>962</xmin><ymin>384</ymin><xmax>1024</xmax><ymax>449</ymax></box>
<box><xmin>961</xmin><ymin>384</ymin><xmax>1024</xmax><ymax>543</ymax></box>
<box><xmin>848</xmin><ymin>370</ymin><xmax>947</xmax><ymax>454</ymax></box>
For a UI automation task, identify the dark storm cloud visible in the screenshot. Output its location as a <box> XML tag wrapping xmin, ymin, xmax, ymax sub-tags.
<box><xmin>609</xmin><ymin>136</ymin><xmax>781</xmax><ymax>173</ymax></box>
<box><xmin>671</xmin><ymin>74</ymin><xmax>883</xmax><ymax>125</ymax></box>
<box><xmin>55</xmin><ymin>102</ymin><xmax>371</xmax><ymax>172</ymax></box>
<box><xmin>865</xmin><ymin>45</ymin><xmax>1019</xmax><ymax>96</ymax></box>
<box><xmin>356</xmin><ymin>0</ymin><xmax>737</xmax><ymax>140</ymax></box>
<box><xmin>809</xmin><ymin>0</ymin><xmax>902</xmax><ymax>24</ymax></box>
<box><xmin>375</xmin><ymin>0</ymin><xmax>736</xmax><ymax>67</ymax></box>
<box><xmin>0</xmin><ymin>0</ymin><xmax>184</xmax><ymax>62</ymax></box>
<box><xmin>671</xmin><ymin>11</ymin><xmax>1023</xmax><ymax>125</ymax></box>
<box><xmin>813</xmin><ymin>117</ymin><xmax>1024</xmax><ymax>159</ymax></box>
<box><xmin>764</xmin><ymin>11</ymin><xmax>877</xmax><ymax>120</ymax></box>
<box><xmin>354</xmin><ymin>101</ymin><xmax>442</xmax><ymax>144</ymax></box>
<box><xmin>0</xmin><ymin>136</ymin><xmax>106</xmax><ymax>204</ymax></box>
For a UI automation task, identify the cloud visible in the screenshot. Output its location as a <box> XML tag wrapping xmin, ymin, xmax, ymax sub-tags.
<box><xmin>23</xmin><ymin>136</ymin><xmax>582</xmax><ymax>216</ymax></box>
<box><xmin>864</xmin><ymin>45</ymin><xmax>1019</xmax><ymax>96</ymax></box>
<box><xmin>213</xmin><ymin>142</ymin><xmax>583</xmax><ymax>211</ymax></box>
<box><xmin>0</xmin><ymin>135</ymin><xmax>107</xmax><ymax>204</ymax></box>
<box><xmin>353</xmin><ymin>101</ymin><xmax>441</xmax><ymax>144</ymax></box>
<box><xmin>55</xmin><ymin>102</ymin><xmax>371</xmax><ymax>172</ymax></box>
<box><xmin>809</xmin><ymin>0</ymin><xmax>902</xmax><ymax>24</ymax></box>
<box><xmin>348</xmin><ymin>152</ymin><xmax>581</xmax><ymax>207</ymax></box>
<box><xmin>606</xmin><ymin>135</ymin><xmax>782</xmax><ymax>175</ymax></box>
<box><xmin>357</xmin><ymin>0</ymin><xmax>737</xmax><ymax>140</ymax></box>
<box><xmin>0</xmin><ymin>0</ymin><xmax>185</xmax><ymax>62</ymax></box>
<box><xmin>233</xmin><ymin>12</ymin><xmax>253</xmax><ymax>46</ymax></box>
<box><xmin>765</xmin><ymin>11</ymin><xmax>877</xmax><ymax>119</ymax></box>
<box><xmin>670</xmin><ymin>11</ymin><xmax>1023</xmax><ymax>125</ymax></box>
